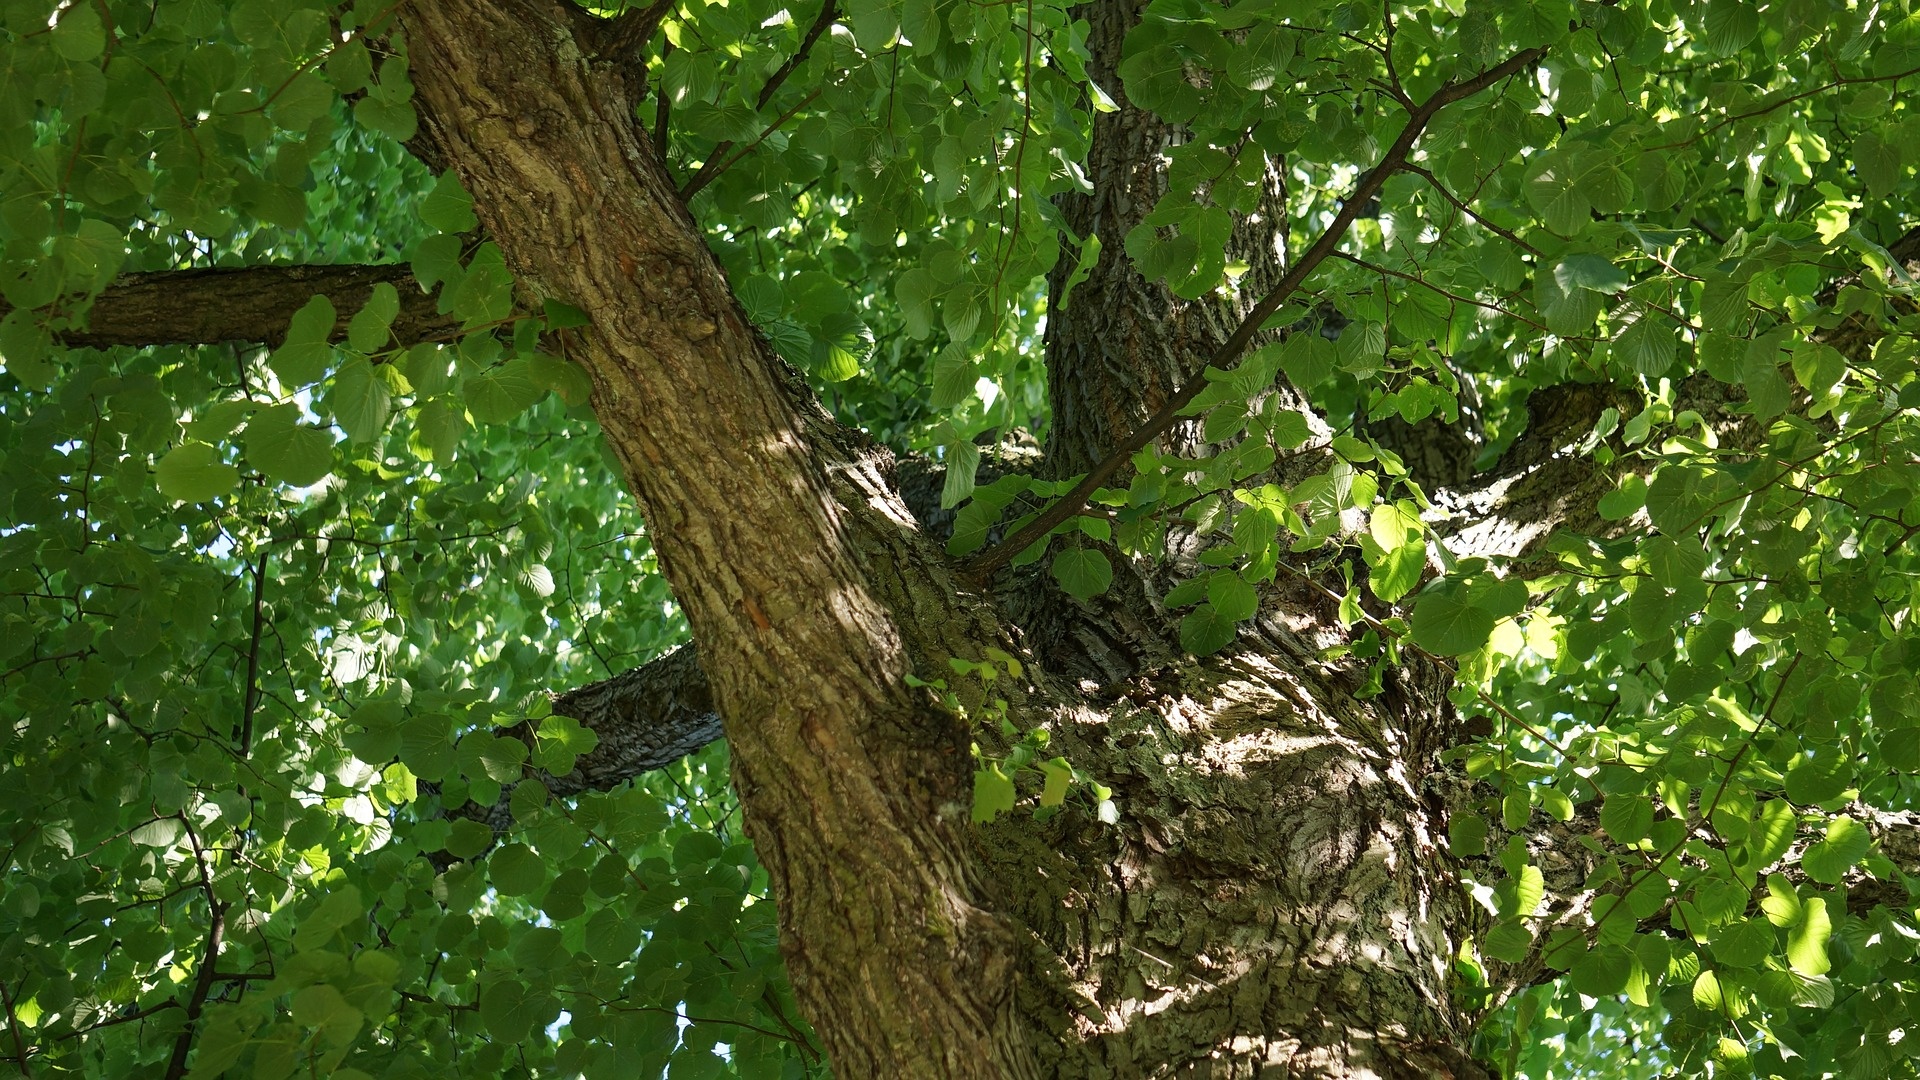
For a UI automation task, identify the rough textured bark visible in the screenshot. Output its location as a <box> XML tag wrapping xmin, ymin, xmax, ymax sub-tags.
<box><xmin>9</xmin><ymin>262</ymin><xmax>456</xmax><ymax>349</ymax></box>
<box><xmin>390</xmin><ymin>1</ymin><xmax>1555</xmax><ymax>1075</ymax></box>
<box><xmin>27</xmin><ymin>34</ymin><xmax>1913</xmax><ymax>1072</ymax></box>
<box><xmin>105</xmin><ymin>1</ymin><xmax>1894</xmax><ymax>1077</ymax></box>
<box><xmin>398</xmin><ymin>2</ymin><xmax>1036</xmax><ymax>1076</ymax></box>
<box><xmin>1039</xmin><ymin>0</ymin><xmax>1297</xmax><ymax>481</ymax></box>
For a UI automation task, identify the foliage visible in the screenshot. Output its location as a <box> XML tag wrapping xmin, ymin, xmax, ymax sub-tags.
<box><xmin>1</xmin><ymin>0</ymin><xmax>1918</xmax><ymax>1075</ymax></box>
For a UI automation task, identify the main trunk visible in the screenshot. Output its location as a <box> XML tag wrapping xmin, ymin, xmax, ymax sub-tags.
<box><xmin>402</xmin><ymin>3</ymin><xmax>1035</xmax><ymax>1076</ymax></box>
<box><xmin>400</xmin><ymin>0</ymin><xmax>1488</xmax><ymax>1074</ymax></box>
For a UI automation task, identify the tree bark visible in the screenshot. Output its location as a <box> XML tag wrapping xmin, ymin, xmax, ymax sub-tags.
<box><xmin>7</xmin><ymin>262</ymin><xmax>455</xmax><ymax>349</ymax></box>
<box><xmin>380</xmin><ymin>2</ymin><xmax>1918</xmax><ymax>1078</ymax></box>
<box><xmin>400</xmin><ymin>2</ymin><xmax>1036</xmax><ymax>1075</ymax></box>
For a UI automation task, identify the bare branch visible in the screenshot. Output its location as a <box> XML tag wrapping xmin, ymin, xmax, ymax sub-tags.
<box><xmin>161</xmin><ymin>816</ymin><xmax>227</xmax><ymax>1080</ymax></box>
<box><xmin>447</xmin><ymin>645</ymin><xmax>721</xmax><ymax>833</ymax></box>
<box><xmin>0</xmin><ymin>978</ymin><xmax>31</xmax><ymax>1078</ymax></box>
<box><xmin>8</xmin><ymin>263</ymin><xmax>457</xmax><ymax>350</ymax></box>
<box><xmin>545</xmin><ymin>643</ymin><xmax>721</xmax><ymax>792</ymax></box>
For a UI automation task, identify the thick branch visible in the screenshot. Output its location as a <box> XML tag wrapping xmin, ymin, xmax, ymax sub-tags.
<box><xmin>10</xmin><ymin>263</ymin><xmax>455</xmax><ymax>350</ymax></box>
<box><xmin>446</xmin><ymin>645</ymin><xmax>722</xmax><ymax>835</ymax></box>
<box><xmin>546</xmin><ymin>643</ymin><xmax>721</xmax><ymax>792</ymax></box>
<box><xmin>965</xmin><ymin>45</ymin><xmax>1548</xmax><ymax>578</ymax></box>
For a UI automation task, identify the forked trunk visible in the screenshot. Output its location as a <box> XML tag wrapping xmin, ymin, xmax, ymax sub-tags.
<box><xmin>401</xmin><ymin>0</ymin><xmax>1490</xmax><ymax>1073</ymax></box>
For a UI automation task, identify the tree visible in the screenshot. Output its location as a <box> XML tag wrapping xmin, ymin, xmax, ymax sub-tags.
<box><xmin>1</xmin><ymin>0</ymin><xmax>1918</xmax><ymax>1074</ymax></box>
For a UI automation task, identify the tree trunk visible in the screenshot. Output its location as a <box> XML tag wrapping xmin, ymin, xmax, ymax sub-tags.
<box><xmin>399</xmin><ymin>0</ymin><xmax>1492</xmax><ymax>1074</ymax></box>
<box><xmin>402</xmin><ymin>3</ymin><xmax>1035</xmax><ymax>1075</ymax></box>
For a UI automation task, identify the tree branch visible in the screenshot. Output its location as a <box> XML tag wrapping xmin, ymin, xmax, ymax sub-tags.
<box><xmin>545</xmin><ymin>643</ymin><xmax>721</xmax><ymax>793</ymax></box>
<box><xmin>1420</xmin><ymin>226</ymin><xmax>1918</xmax><ymax>563</ymax></box>
<box><xmin>0</xmin><ymin>978</ymin><xmax>31</xmax><ymax>1079</ymax></box>
<box><xmin>675</xmin><ymin>0</ymin><xmax>836</xmax><ymax>201</ymax></box>
<box><xmin>964</xmin><ymin>45</ymin><xmax>1548</xmax><ymax>578</ymax></box>
<box><xmin>587</xmin><ymin>0</ymin><xmax>676</xmax><ymax>60</ymax></box>
<box><xmin>447</xmin><ymin>644</ymin><xmax>722</xmax><ymax>833</ymax></box>
<box><xmin>1492</xmin><ymin>801</ymin><xmax>1920</xmax><ymax>1001</ymax></box>
<box><xmin>8</xmin><ymin>263</ymin><xmax>456</xmax><ymax>350</ymax></box>
<box><xmin>162</xmin><ymin>816</ymin><xmax>227</xmax><ymax>1080</ymax></box>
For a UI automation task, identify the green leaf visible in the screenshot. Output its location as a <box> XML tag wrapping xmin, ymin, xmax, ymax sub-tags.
<box><xmin>1644</xmin><ymin>535</ymin><xmax>1707</xmax><ymax>588</ymax></box>
<box><xmin>269</xmin><ymin>295</ymin><xmax>338</xmax><ymax>387</ymax></box>
<box><xmin>1710</xmin><ymin>917</ymin><xmax>1774</xmax><ymax>968</ymax></box>
<box><xmin>50</xmin><ymin>3</ymin><xmax>106</xmax><ymax>60</ymax></box>
<box><xmin>1784</xmin><ymin>754</ymin><xmax>1848</xmax><ymax>806</ymax></box>
<box><xmin>1800</xmin><ymin>815</ymin><xmax>1870</xmax><ymax>883</ymax></box>
<box><xmin>154</xmin><ymin>442</ymin><xmax>240</xmax><ymax>502</ymax></box>
<box><xmin>1570</xmin><ymin>944</ymin><xmax>1634</xmax><ymax>996</ymax></box>
<box><xmin>972</xmin><ymin>765</ymin><xmax>1017</xmax><ymax>823</ymax></box>
<box><xmin>1039</xmin><ymin>758</ymin><xmax>1073</xmax><ymax>807</ymax></box>
<box><xmin>1615</xmin><ymin>314</ymin><xmax>1677</xmax><ymax>377</ymax></box>
<box><xmin>1525</xmin><ymin>153</ymin><xmax>1594</xmax><ymax>235</ymax></box>
<box><xmin>1785</xmin><ymin>897</ymin><xmax>1831</xmax><ymax>975</ymax></box>
<box><xmin>1207</xmin><ymin>572</ymin><xmax>1258</xmax><ymax>622</ymax></box>
<box><xmin>347</xmin><ymin>283</ymin><xmax>401</xmax><ymax>353</ymax></box>
<box><xmin>1600</xmin><ymin>793</ymin><xmax>1655</xmax><ymax>844</ymax></box>
<box><xmin>1701</xmin><ymin>0</ymin><xmax>1760</xmax><ymax>55</ymax></box>
<box><xmin>445</xmin><ymin>818</ymin><xmax>494</xmax><ymax>860</ymax></box>
<box><xmin>331</xmin><ymin>356</ymin><xmax>393</xmax><ymax>443</ymax></box>
<box><xmin>479</xmin><ymin>977</ymin><xmax>552</xmax><ymax>1043</ymax></box>
<box><xmin>929</xmin><ymin>344</ymin><xmax>976</xmax><ymax>409</ymax></box>
<box><xmin>1449</xmin><ymin>813</ymin><xmax>1488</xmax><ymax>857</ymax></box>
<box><xmin>489</xmin><ymin>843</ymin><xmax>547</xmax><ymax>897</ymax></box>
<box><xmin>1409</xmin><ymin>577</ymin><xmax>1496</xmax><ymax>656</ymax></box>
<box><xmin>1645</xmin><ymin>465</ymin><xmax>1733</xmax><ymax>534</ymax></box>
<box><xmin>940</xmin><ymin>439</ymin><xmax>980</xmax><ymax>510</ymax></box>
<box><xmin>1483</xmin><ymin>922</ymin><xmax>1534</xmax><ymax>963</ymax></box>
<box><xmin>291</xmin><ymin>985</ymin><xmax>363</xmax><ymax>1043</ymax></box>
<box><xmin>583</xmin><ymin>906</ymin><xmax>642</xmax><ymax>963</ymax></box>
<box><xmin>1280</xmin><ymin>330</ymin><xmax>1336</xmax><ymax>388</ymax></box>
<box><xmin>244</xmin><ymin>404</ymin><xmax>335</xmax><ymax>487</ymax></box>
<box><xmin>896</xmin><ymin>267</ymin><xmax>937</xmax><ymax>337</ymax></box>
<box><xmin>1555</xmin><ymin>253</ymin><xmax>1631</xmax><ymax>294</ymax></box>
<box><xmin>1051</xmin><ymin>547</ymin><xmax>1114</xmax><ymax>601</ymax></box>
<box><xmin>1744</xmin><ymin>799</ymin><xmax>1797</xmax><ymax>870</ymax></box>
<box><xmin>463</xmin><ymin>360</ymin><xmax>547</xmax><ymax>424</ymax></box>
<box><xmin>534</xmin><ymin>714</ymin><xmax>600</xmax><ymax>775</ymax></box>
<box><xmin>421</xmin><ymin>172</ymin><xmax>479</xmax><ymax>233</ymax></box>
<box><xmin>1179</xmin><ymin>603</ymin><xmax>1239</xmax><ymax>656</ymax></box>
<box><xmin>1535</xmin><ymin>268</ymin><xmax>1605</xmax><ymax>334</ymax></box>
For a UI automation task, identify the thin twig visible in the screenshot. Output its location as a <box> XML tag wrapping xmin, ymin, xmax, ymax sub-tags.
<box><xmin>755</xmin><ymin>0</ymin><xmax>836</xmax><ymax>111</ymax></box>
<box><xmin>1649</xmin><ymin>65</ymin><xmax>1920</xmax><ymax>151</ymax></box>
<box><xmin>1401</xmin><ymin>163</ymin><xmax>1542</xmax><ymax>256</ymax></box>
<box><xmin>679</xmin><ymin>88</ymin><xmax>822</xmax><ymax>200</ymax></box>
<box><xmin>652</xmin><ymin>38</ymin><xmax>674</xmax><ymax>162</ymax></box>
<box><xmin>0</xmin><ymin>979</ymin><xmax>31</xmax><ymax>1078</ymax></box>
<box><xmin>595</xmin><ymin>0</ymin><xmax>677</xmax><ymax>60</ymax></box>
<box><xmin>673</xmin><ymin>0</ymin><xmax>834</xmax><ymax>200</ymax></box>
<box><xmin>238</xmin><ymin>552</ymin><xmax>267</xmax><ymax>754</ymax></box>
<box><xmin>161</xmin><ymin>817</ymin><xmax>227</xmax><ymax>1080</ymax></box>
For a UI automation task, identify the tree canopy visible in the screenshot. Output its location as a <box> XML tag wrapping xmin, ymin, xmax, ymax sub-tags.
<box><xmin>1</xmin><ymin>0</ymin><xmax>1918</xmax><ymax>1075</ymax></box>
